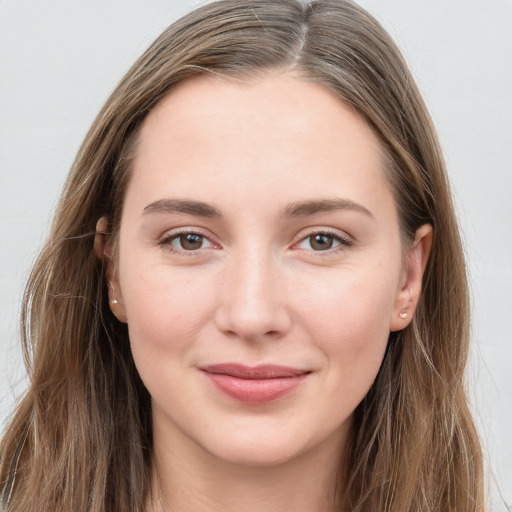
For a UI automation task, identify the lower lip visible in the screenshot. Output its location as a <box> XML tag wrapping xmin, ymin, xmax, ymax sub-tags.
<box><xmin>203</xmin><ymin>372</ymin><xmax>308</xmax><ymax>404</ymax></box>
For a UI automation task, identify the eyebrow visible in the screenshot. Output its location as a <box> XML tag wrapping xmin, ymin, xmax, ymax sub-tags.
<box><xmin>142</xmin><ymin>197</ymin><xmax>373</xmax><ymax>219</ymax></box>
<box><xmin>282</xmin><ymin>198</ymin><xmax>373</xmax><ymax>219</ymax></box>
<box><xmin>143</xmin><ymin>199</ymin><xmax>222</xmax><ymax>218</ymax></box>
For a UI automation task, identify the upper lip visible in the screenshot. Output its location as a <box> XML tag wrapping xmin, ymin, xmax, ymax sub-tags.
<box><xmin>200</xmin><ymin>364</ymin><xmax>310</xmax><ymax>379</ymax></box>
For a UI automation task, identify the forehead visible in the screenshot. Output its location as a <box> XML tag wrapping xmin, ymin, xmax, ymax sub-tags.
<box><xmin>139</xmin><ymin>72</ymin><xmax>383</xmax><ymax>161</ymax></box>
<box><xmin>126</xmin><ymin>73</ymin><xmax>393</xmax><ymax>219</ymax></box>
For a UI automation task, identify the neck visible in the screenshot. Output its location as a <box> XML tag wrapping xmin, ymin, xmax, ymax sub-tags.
<box><xmin>147</xmin><ymin>422</ymin><xmax>347</xmax><ymax>512</ymax></box>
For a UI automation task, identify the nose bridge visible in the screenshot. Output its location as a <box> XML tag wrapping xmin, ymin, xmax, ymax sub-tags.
<box><xmin>215</xmin><ymin>244</ymin><xmax>290</xmax><ymax>340</ymax></box>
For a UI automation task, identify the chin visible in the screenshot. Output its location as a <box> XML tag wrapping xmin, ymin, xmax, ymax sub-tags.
<box><xmin>196</xmin><ymin>417</ymin><xmax>346</xmax><ymax>469</ymax></box>
<box><xmin>206</xmin><ymin>438</ymin><xmax>308</xmax><ymax>468</ymax></box>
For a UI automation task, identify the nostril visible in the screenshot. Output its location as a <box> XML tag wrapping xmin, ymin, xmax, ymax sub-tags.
<box><xmin>213</xmin><ymin>259</ymin><xmax>292</xmax><ymax>341</ymax></box>
<box><xmin>215</xmin><ymin>307</ymin><xmax>292</xmax><ymax>342</ymax></box>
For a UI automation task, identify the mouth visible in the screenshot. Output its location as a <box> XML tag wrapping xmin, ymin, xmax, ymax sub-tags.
<box><xmin>200</xmin><ymin>364</ymin><xmax>311</xmax><ymax>404</ymax></box>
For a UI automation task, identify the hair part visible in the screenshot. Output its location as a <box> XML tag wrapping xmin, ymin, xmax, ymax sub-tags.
<box><xmin>1</xmin><ymin>1</ymin><xmax>484</xmax><ymax>511</ymax></box>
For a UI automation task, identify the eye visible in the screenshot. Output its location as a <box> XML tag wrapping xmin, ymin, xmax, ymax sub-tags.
<box><xmin>295</xmin><ymin>232</ymin><xmax>350</xmax><ymax>252</ymax></box>
<box><xmin>161</xmin><ymin>231</ymin><xmax>217</xmax><ymax>252</ymax></box>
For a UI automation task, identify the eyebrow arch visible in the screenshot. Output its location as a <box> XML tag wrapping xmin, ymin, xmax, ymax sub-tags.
<box><xmin>143</xmin><ymin>199</ymin><xmax>222</xmax><ymax>218</ymax></box>
<box><xmin>142</xmin><ymin>197</ymin><xmax>373</xmax><ymax>220</ymax></box>
<box><xmin>282</xmin><ymin>198</ymin><xmax>374</xmax><ymax>219</ymax></box>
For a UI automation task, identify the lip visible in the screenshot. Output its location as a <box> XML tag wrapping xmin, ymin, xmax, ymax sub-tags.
<box><xmin>200</xmin><ymin>364</ymin><xmax>310</xmax><ymax>404</ymax></box>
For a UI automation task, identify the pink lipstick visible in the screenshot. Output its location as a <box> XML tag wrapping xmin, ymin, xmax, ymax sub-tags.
<box><xmin>200</xmin><ymin>364</ymin><xmax>310</xmax><ymax>404</ymax></box>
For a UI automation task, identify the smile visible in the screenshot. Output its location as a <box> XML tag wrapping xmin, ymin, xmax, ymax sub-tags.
<box><xmin>200</xmin><ymin>364</ymin><xmax>311</xmax><ymax>404</ymax></box>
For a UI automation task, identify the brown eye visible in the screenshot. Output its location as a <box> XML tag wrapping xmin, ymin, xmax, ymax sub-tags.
<box><xmin>295</xmin><ymin>232</ymin><xmax>350</xmax><ymax>253</ymax></box>
<box><xmin>309</xmin><ymin>234</ymin><xmax>335</xmax><ymax>251</ymax></box>
<box><xmin>177</xmin><ymin>233</ymin><xmax>204</xmax><ymax>250</ymax></box>
<box><xmin>162</xmin><ymin>230</ymin><xmax>217</xmax><ymax>254</ymax></box>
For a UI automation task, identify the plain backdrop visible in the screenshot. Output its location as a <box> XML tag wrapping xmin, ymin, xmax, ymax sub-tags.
<box><xmin>1</xmin><ymin>0</ymin><xmax>510</xmax><ymax>509</ymax></box>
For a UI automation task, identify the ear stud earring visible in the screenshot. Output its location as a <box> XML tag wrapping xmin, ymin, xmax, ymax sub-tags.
<box><xmin>111</xmin><ymin>299</ymin><xmax>119</xmax><ymax>305</ymax></box>
<box><xmin>399</xmin><ymin>312</ymin><xmax>408</xmax><ymax>319</ymax></box>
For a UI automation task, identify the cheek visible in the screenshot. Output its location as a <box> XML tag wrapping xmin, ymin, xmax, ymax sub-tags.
<box><xmin>297</xmin><ymin>263</ymin><xmax>398</xmax><ymax>382</ymax></box>
<box><xmin>302</xmin><ymin>265</ymin><xmax>396</xmax><ymax>336</ymax></box>
<box><xmin>120</xmin><ymin>269</ymin><xmax>218</xmax><ymax>410</ymax></box>
<box><xmin>119</xmin><ymin>260</ymin><xmax>216</xmax><ymax>363</ymax></box>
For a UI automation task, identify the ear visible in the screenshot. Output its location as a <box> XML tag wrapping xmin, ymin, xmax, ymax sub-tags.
<box><xmin>390</xmin><ymin>224</ymin><xmax>432</xmax><ymax>332</ymax></box>
<box><xmin>94</xmin><ymin>217</ymin><xmax>127</xmax><ymax>323</ymax></box>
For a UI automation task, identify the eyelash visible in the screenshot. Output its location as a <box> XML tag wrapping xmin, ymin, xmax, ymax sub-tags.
<box><xmin>159</xmin><ymin>229</ymin><xmax>218</xmax><ymax>257</ymax></box>
<box><xmin>294</xmin><ymin>230</ymin><xmax>352</xmax><ymax>255</ymax></box>
<box><xmin>158</xmin><ymin>229</ymin><xmax>352</xmax><ymax>256</ymax></box>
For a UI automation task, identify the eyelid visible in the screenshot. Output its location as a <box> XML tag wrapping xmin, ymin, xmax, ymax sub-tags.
<box><xmin>158</xmin><ymin>227</ymin><xmax>221</xmax><ymax>255</ymax></box>
<box><xmin>156</xmin><ymin>226</ymin><xmax>353</xmax><ymax>256</ymax></box>
<box><xmin>291</xmin><ymin>228</ymin><xmax>353</xmax><ymax>253</ymax></box>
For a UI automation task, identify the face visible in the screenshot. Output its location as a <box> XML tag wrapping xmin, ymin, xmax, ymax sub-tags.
<box><xmin>109</xmin><ymin>74</ymin><xmax>417</xmax><ymax>468</ymax></box>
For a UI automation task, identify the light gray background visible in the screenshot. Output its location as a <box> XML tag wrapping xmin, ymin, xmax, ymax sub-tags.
<box><xmin>1</xmin><ymin>0</ymin><xmax>510</xmax><ymax>509</ymax></box>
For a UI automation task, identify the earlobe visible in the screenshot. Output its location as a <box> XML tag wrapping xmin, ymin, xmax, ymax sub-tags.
<box><xmin>94</xmin><ymin>217</ymin><xmax>128</xmax><ymax>323</ymax></box>
<box><xmin>107</xmin><ymin>278</ymin><xmax>128</xmax><ymax>323</ymax></box>
<box><xmin>390</xmin><ymin>224</ymin><xmax>433</xmax><ymax>332</ymax></box>
<box><xmin>108</xmin><ymin>294</ymin><xmax>128</xmax><ymax>323</ymax></box>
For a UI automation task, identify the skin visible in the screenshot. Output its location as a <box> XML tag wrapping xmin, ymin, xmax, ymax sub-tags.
<box><xmin>95</xmin><ymin>73</ymin><xmax>431</xmax><ymax>512</ymax></box>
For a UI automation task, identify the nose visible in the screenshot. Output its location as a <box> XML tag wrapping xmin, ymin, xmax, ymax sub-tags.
<box><xmin>214</xmin><ymin>250</ymin><xmax>292</xmax><ymax>342</ymax></box>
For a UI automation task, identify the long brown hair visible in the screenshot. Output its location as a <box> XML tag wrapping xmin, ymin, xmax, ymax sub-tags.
<box><xmin>0</xmin><ymin>1</ymin><xmax>484</xmax><ymax>510</ymax></box>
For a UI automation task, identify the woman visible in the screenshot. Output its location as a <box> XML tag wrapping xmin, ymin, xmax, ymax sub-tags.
<box><xmin>0</xmin><ymin>0</ymin><xmax>485</xmax><ymax>511</ymax></box>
